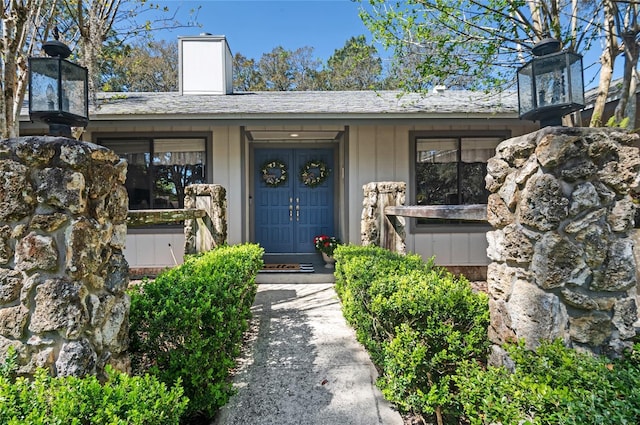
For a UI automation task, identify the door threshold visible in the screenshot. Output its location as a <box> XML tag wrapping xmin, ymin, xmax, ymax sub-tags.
<box><xmin>259</xmin><ymin>252</ymin><xmax>335</xmax><ymax>284</ymax></box>
<box><xmin>263</xmin><ymin>252</ymin><xmax>321</xmax><ymax>264</ymax></box>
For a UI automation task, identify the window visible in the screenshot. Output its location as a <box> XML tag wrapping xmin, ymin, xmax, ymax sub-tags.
<box><xmin>99</xmin><ymin>137</ymin><xmax>206</xmax><ymax>210</ymax></box>
<box><xmin>413</xmin><ymin>133</ymin><xmax>505</xmax><ymax>226</ymax></box>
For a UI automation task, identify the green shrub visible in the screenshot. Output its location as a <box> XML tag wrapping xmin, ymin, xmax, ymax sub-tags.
<box><xmin>0</xmin><ymin>365</ymin><xmax>187</xmax><ymax>424</ymax></box>
<box><xmin>128</xmin><ymin>243</ymin><xmax>264</xmax><ymax>422</ymax></box>
<box><xmin>455</xmin><ymin>340</ymin><xmax>640</xmax><ymax>425</ymax></box>
<box><xmin>333</xmin><ymin>245</ymin><xmax>489</xmax><ymax>423</ymax></box>
<box><xmin>333</xmin><ymin>245</ymin><xmax>432</xmax><ymax>363</ymax></box>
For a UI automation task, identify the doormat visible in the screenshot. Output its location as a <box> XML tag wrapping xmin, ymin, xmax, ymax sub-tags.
<box><xmin>260</xmin><ymin>263</ymin><xmax>314</xmax><ymax>273</ymax></box>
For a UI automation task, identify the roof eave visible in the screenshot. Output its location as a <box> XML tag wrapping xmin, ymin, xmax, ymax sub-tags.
<box><xmin>85</xmin><ymin>112</ymin><xmax>519</xmax><ymax>121</ymax></box>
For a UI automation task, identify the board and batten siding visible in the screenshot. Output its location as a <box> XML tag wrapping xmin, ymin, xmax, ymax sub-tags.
<box><xmin>123</xmin><ymin>231</ymin><xmax>185</xmax><ymax>268</ymax></box>
<box><xmin>212</xmin><ymin>126</ymin><xmax>243</xmax><ymax>245</ymax></box>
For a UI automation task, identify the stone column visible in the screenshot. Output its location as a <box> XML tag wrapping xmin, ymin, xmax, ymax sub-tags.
<box><xmin>361</xmin><ymin>182</ymin><xmax>406</xmax><ymax>253</ymax></box>
<box><xmin>184</xmin><ymin>184</ymin><xmax>227</xmax><ymax>255</ymax></box>
<box><xmin>486</xmin><ymin>127</ymin><xmax>640</xmax><ymax>363</ymax></box>
<box><xmin>0</xmin><ymin>136</ymin><xmax>130</xmax><ymax>378</ymax></box>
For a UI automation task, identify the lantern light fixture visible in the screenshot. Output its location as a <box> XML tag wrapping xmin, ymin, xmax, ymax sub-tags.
<box><xmin>28</xmin><ymin>28</ymin><xmax>89</xmax><ymax>137</ymax></box>
<box><xmin>517</xmin><ymin>37</ymin><xmax>585</xmax><ymax>127</ymax></box>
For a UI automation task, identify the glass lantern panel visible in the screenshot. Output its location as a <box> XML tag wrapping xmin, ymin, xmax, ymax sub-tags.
<box><xmin>533</xmin><ymin>54</ymin><xmax>569</xmax><ymax>107</ymax></box>
<box><xmin>517</xmin><ymin>62</ymin><xmax>534</xmax><ymax>115</ymax></box>
<box><xmin>569</xmin><ymin>55</ymin><xmax>585</xmax><ymax>105</ymax></box>
<box><xmin>60</xmin><ymin>60</ymin><xmax>88</xmax><ymax>117</ymax></box>
<box><xmin>30</xmin><ymin>59</ymin><xmax>60</xmax><ymax>112</ymax></box>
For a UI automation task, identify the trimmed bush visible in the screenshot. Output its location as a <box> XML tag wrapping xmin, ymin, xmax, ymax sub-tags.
<box><xmin>128</xmin><ymin>243</ymin><xmax>264</xmax><ymax>422</ymax></box>
<box><xmin>455</xmin><ymin>340</ymin><xmax>640</xmax><ymax>425</ymax></box>
<box><xmin>335</xmin><ymin>245</ymin><xmax>640</xmax><ymax>424</ymax></box>
<box><xmin>0</xmin><ymin>361</ymin><xmax>187</xmax><ymax>425</ymax></box>
<box><xmin>333</xmin><ymin>245</ymin><xmax>431</xmax><ymax>364</ymax></box>
<box><xmin>333</xmin><ymin>245</ymin><xmax>489</xmax><ymax>423</ymax></box>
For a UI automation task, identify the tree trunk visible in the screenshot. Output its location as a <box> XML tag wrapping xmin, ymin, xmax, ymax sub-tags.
<box><xmin>1</xmin><ymin>0</ymin><xmax>52</xmax><ymax>139</ymax></box>
<box><xmin>590</xmin><ymin>52</ymin><xmax>615</xmax><ymax>127</ymax></box>
<box><xmin>590</xmin><ymin>0</ymin><xmax>618</xmax><ymax>127</ymax></box>
<box><xmin>623</xmin><ymin>69</ymin><xmax>638</xmax><ymax>129</ymax></box>
<box><xmin>2</xmin><ymin>10</ymin><xmax>19</xmax><ymax>139</ymax></box>
<box><xmin>615</xmin><ymin>33</ymin><xmax>639</xmax><ymax>125</ymax></box>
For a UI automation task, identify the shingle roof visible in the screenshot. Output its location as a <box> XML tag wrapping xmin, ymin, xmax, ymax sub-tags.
<box><xmin>584</xmin><ymin>78</ymin><xmax>638</xmax><ymax>107</ymax></box>
<box><xmin>88</xmin><ymin>89</ymin><xmax>518</xmax><ymax>119</ymax></box>
<box><xmin>19</xmin><ymin>89</ymin><xmax>519</xmax><ymax>121</ymax></box>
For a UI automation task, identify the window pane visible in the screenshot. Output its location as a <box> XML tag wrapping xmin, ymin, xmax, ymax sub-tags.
<box><xmin>102</xmin><ymin>140</ymin><xmax>152</xmax><ymax>210</ymax></box>
<box><xmin>152</xmin><ymin>139</ymin><xmax>206</xmax><ymax>209</ymax></box>
<box><xmin>416</xmin><ymin>139</ymin><xmax>458</xmax><ymax>205</ymax></box>
<box><xmin>101</xmin><ymin>137</ymin><xmax>208</xmax><ymax>211</ymax></box>
<box><xmin>414</xmin><ymin>135</ymin><xmax>501</xmax><ymax>226</ymax></box>
<box><xmin>460</xmin><ymin>138</ymin><xmax>500</xmax><ymax>204</ymax></box>
<box><xmin>460</xmin><ymin>138</ymin><xmax>499</xmax><ymax>163</ymax></box>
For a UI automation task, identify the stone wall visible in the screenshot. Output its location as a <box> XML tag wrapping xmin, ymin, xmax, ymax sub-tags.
<box><xmin>0</xmin><ymin>136</ymin><xmax>130</xmax><ymax>378</ymax></box>
<box><xmin>486</xmin><ymin>127</ymin><xmax>640</xmax><ymax>362</ymax></box>
<box><xmin>184</xmin><ymin>184</ymin><xmax>227</xmax><ymax>255</ymax></box>
<box><xmin>361</xmin><ymin>182</ymin><xmax>406</xmax><ymax>253</ymax></box>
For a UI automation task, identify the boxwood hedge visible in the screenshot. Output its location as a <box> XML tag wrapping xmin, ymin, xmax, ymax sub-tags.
<box><xmin>333</xmin><ymin>245</ymin><xmax>489</xmax><ymax>423</ymax></box>
<box><xmin>334</xmin><ymin>245</ymin><xmax>640</xmax><ymax>425</ymax></box>
<box><xmin>0</xmin><ymin>356</ymin><xmax>187</xmax><ymax>425</ymax></box>
<box><xmin>128</xmin><ymin>243</ymin><xmax>264</xmax><ymax>422</ymax></box>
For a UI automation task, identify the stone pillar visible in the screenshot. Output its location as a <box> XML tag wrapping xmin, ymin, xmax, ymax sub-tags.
<box><xmin>632</xmin><ymin>230</ymin><xmax>640</xmax><ymax>327</ymax></box>
<box><xmin>184</xmin><ymin>184</ymin><xmax>227</xmax><ymax>255</ymax></box>
<box><xmin>0</xmin><ymin>136</ymin><xmax>130</xmax><ymax>378</ymax></box>
<box><xmin>486</xmin><ymin>127</ymin><xmax>640</xmax><ymax>363</ymax></box>
<box><xmin>361</xmin><ymin>182</ymin><xmax>406</xmax><ymax>253</ymax></box>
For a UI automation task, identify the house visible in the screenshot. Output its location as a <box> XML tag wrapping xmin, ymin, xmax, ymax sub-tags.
<box><xmin>19</xmin><ymin>34</ymin><xmax>539</xmax><ymax>279</ymax></box>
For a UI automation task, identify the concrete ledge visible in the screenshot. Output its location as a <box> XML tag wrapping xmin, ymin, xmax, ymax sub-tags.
<box><xmin>257</xmin><ymin>270</ymin><xmax>335</xmax><ymax>284</ymax></box>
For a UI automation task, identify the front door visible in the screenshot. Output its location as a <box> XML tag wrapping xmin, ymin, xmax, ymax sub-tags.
<box><xmin>254</xmin><ymin>148</ymin><xmax>335</xmax><ymax>253</ymax></box>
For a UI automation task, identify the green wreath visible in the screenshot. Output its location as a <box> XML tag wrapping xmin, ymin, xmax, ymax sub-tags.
<box><xmin>300</xmin><ymin>160</ymin><xmax>330</xmax><ymax>188</ymax></box>
<box><xmin>261</xmin><ymin>159</ymin><xmax>288</xmax><ymax>187</ymax></box>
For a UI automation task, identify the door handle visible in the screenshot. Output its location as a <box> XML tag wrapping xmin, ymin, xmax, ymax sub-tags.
<box><xmin>296</xmin><ymin>204</ymin><xmax>300</xmax><ymax>221</ymax></box>
<box><xmin>289</xmin><ymin>204</ymin><xmax>293</xmax><ymax>221</ymax></box>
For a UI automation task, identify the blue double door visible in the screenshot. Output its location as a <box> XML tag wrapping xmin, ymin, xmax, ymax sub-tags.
<box><xmin>254</xmin><ymin>148</ymin><xmax>335</xmax><ymax>253</ymax></box>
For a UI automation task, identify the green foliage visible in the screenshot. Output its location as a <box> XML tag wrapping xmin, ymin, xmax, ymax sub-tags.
<box><xmin>334</xmin><ymin>245</ymin><xmax>429</xmax><ymax>362</ymax></box>
<box><xmin>333</xmin><ymin>245</ymin><xmax>489</xmax><ymax>421</ymax></box>
<box><xmin>0</xmin><ymin>366</ymin><xmax>187</xmax><ymax>425</ymax></box>
<box><xmin>605</xmin><ymin>115</ymin><xmax>631</xmax><ymax>129</ymax></box>
<box><xmin>233</xmin><ymin>53</ymin><xmax>266</xmax><ymax>91</ymax></box>
<box><xmin>232</xmin><ymin>35</ymin><xmax>386</xmax><ymax>91</ymax></box>
<box><xmin>325</xmin><ymin>35</ymin><xmax>384</xmax><ymax>90</ymax></box>
<box><xmin>357</xmin><ymin>0</ymin><xmax>599</xmax><ymax>92</ymax></box>
<box><xmin>129</xmin><ymin>244</ymin><xmax>264</xmax><ymax>422</ymax></box>
<box><xmin>336</xmin><ymin>246</ymin><xmax>640</xmax><ymax>424</ymax></box>
<box><xmin>455</xmin><ymin>340</ymin><xmax>640</xmax><ymax>424</ymax></box>
<box><xmin>100</xmin><ymin>40</ymin><xmax>179</xmax><ymax>92</ymax></box>
<box><xmin>0</xmin><ymin>346</ymin><xmax>18</xmax><ymax>380</ymax></box>
<box><xmin>257</xmin><ymin>45</ymin><xmax>324</xmax><ymax>91</ymax></box>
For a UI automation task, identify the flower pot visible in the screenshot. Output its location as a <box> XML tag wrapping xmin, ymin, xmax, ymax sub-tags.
<box><xmin>321</xmin><ymin>252</ymin><xmax>336</xmax><ymax>268</ymax></box>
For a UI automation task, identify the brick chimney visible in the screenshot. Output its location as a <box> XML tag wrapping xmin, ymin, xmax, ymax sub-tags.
<box><xmin>179</xmin><ymin>34</ymin><xmax>233</xmax><ymax>95</ymax></box>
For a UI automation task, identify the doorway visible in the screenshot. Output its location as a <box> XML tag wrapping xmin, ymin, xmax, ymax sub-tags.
<box><xmin>254</xmin><ymin>147</ymin><xmax>335</xmax><ymax>253</ymax></box>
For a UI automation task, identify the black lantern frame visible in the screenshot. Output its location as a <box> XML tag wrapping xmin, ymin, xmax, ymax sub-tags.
<box><xmin>28</xmin><ymin>40</ymin><xmax>89</xmax><ymax>136</ymax></box>
<box><xmin>517</xmin><ymin>46</ymin><xmax>585</xmax><ymax>127</ymax></box>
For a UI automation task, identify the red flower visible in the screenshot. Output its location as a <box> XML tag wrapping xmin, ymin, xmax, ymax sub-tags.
<box><xmin>313</xmin><ymin>234</ymin><xmax>340</xmax><ymax>255</ymax></box>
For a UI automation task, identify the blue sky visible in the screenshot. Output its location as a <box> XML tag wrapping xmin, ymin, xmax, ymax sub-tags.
<box><xmin>148</xmin><ymin>0</ymin><xmax>609</xmax><ymax>89</ymax></box>
<box><xmin>153</xmin><ymin>0</ymin><xmax>375</xmax><ymax>62</ymax></box>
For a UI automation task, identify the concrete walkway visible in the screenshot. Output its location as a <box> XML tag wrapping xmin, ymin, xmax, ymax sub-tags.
<box><xmin>213</xmin><ymin>282</ymin><xmax>404</xmax><ymax>425</ymax></box>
